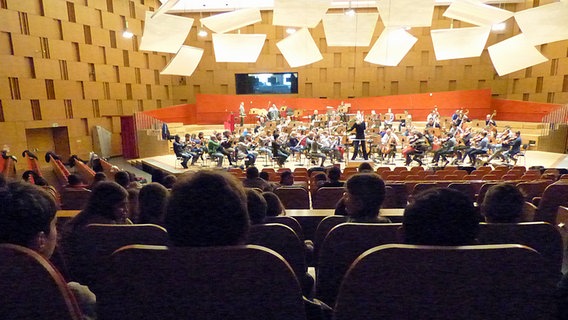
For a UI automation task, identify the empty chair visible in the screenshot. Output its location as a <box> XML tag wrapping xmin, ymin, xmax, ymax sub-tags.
<box><xmin>517</xmin><ymin>180</ymin><xmax>551</xmax><ymax>203</ymax></box>
<box><xmin>382</xmin><ymin>186</ymin><xmax>398</xmax><ymax>208</ymax></box>
<box><xmin>448</xmin><ymin>182</ymin><xmax>475</xmax><ymax>203</ymax></box>
<box><xmin>411</xmin><ymin>183</ymin><xmax>438</xmax><ymax>197</ymax></box>
<box><xmin>312</xmin><ymin>187</ymin><xmax>344</xmax><ymax>209</ymax></box>
<box><xmin>385</xmin><ymin>183</ymin><xmax>408</xmax><ymax>208</ymax></box>
<box><xmin>274</xmin><ymin>187</ymin><xmax>310</xmax><ymax>209</ymax></box>
<box><xmin>264</xmin><ymin>215</ymin><xmax>305</xmax><ymax>240</ymax></box>
<box><xmin>535</xmin><ymin>182</ymin><xmax>568</xmax><ymax>224</ymax></box>
<box><xmin>64</xmin><ymin>223</ymin><xmax>169</xmax><ymax>289</ymax></box>
<box><xmin>0</xmin><ymin>244</ymin><xmax>83</xmax><ymax>320</ymax></box>
<box><xmin>98</xmin><ymin>245</ymin><xmax>306</xmax><ymax>320</ymax></box>
<box><xmin>312</xmin><ymin>215</ymin><xmax>349</xmax><ymax>261</ymax></box>
<box><xmin>316</xmin><ymin>223</ymin><xmax>401</xmax><ymax>306</ymax></box>
<box><xmin>478</xmin><ymin>222</ymin><xmax>563</xmax><ymax>274</ymax></box>
<box><xmin>60</xmin><ymin>189</ymin><xmax>92</xmax><ymax>210</ymax></box>
<box><xmin>334</xmin><ymin>244</ymin><xmax>558</xmax><ymax>320</ymax></box>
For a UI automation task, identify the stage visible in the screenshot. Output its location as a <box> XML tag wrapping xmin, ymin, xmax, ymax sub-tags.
<box><xmin>134</xmin><ymin>150</ymin><xmax>568</xmax><ymax>178</ymax></box>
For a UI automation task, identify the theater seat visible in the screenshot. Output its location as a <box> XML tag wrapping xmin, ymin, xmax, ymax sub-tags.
<box><xmin>0</xmin><ymin>244</ymin><xmax>83</xmax><ymax>320</ymax></box>
<box><xmin>274</xmin><ymin>187</ymin><xmax>310</xmax><ymax>209</ymax></box>
<box><xmin>98</xmin><ymin>245</ymin><xmax>306</xmax><ymax>320</ymax></box>
<box><xmin>335</xmin><ymin>244</ymin><xmax>558</xmax><ymax>320</ymax></box>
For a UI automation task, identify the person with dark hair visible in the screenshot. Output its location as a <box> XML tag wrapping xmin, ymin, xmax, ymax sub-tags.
<box><xmin>161</xmin><ymin>174</ymin><xmax>177</xmax><ymax>189</ymax></box>
<box><xmin>321</xmin><ymin>166</ymin><xmax>343</xmax><ymax>188</ymax></box>
<box><xmin>0</xmin><ymin>180</ymin><xmax>96</xmax><ymax>319</ymax></box>
<box><xmin>243</xmin><ymin>166</ymin><xmax>272</xmax><ymax>191</ymax></box>
<box><xmin>166</xmin><ymin>171</ymin><xmax>249</xmax><ymax>247</ymax></box>
<box><xmin>342</xmin><ymin>173</ymin><xmax>390</xmax><ymax>223</ymax></box>
<box><xmin>66</xmin><ymin>174</ymin><xmax>88</xmax><ymax>189</ymax></box>
<box><xmin>246</xmin><ymin>188</ymin><xmax>267</xmax><ymax>224</ymax></box>
<box><xmin>138</xmin><ymin>183</ymin><xmax>169</xmax><ymax>226</ymax></box>
<box><xmin>127</xmin><ymin>188</ymin><xmax>140</xmax><ymax>222</ymax></box>
<box><xmin>481</xmin><ymin>183</ymin><xmax>525</xmax><ymax>223</ymax></box>
<box><xmin>403</xmin><ymin>188</ymin><xmax>480</xmax><ymax>246</ymax></box>
<box><xmin>279</xmin><ymin>171</ymin><xmax>295</xmax><ymax>187</ymax></box>
<box><xmin>272</xmin><ymin>133</ymin><xmax>290</xmax><ymax>168</ymax></box>
<box><xmin>357</xmin><ymin>162</ymin><xmax>373</xmax><ymax>173</ymax></box>
<box><xmin>312</xmin><ymin>172</ymin><xmax>328</xmax><ymax>191</ymax></box>
<box><xmin>90</xmin><ymin>172</ymin><xmax>107</xmax><ymax>189</ymax></box>
<box><xmin>114</xmin><ymin>171</ymin><xmax>131</xmax><ymax>189</ymax></box>
<box><xmin>262</xmin><ymin>191</ymin><xmax>286</xmax><ymax>217</ymax></box>
<box><xmin>173</xmin><ymin>135</ymin><xmax>192</xmax><ymax>169</ymax></box>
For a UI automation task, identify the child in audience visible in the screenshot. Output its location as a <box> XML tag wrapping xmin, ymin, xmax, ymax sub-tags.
<box><xmin>340</xmin><ymin>173</ymin><xmax>390</xmax><ymax>223</ymax></box>
<box><xmin>246</xmin><ymin>188</ymin><xmax>267</xmax><ymax>224</ymax></box>
<box><xmin>0</xmin><ymin>178</ymin><xmax>96</xmax><ymax>320</ymax></box>
<box><xmin>262</xmin><ymin>191</ymin><xmax>286</xmax><ymax>217</ymax></box>
<box><xmin>481</xmin><ymin>183</ymin><xmax>526</xmax><ymax>223</ymax></box>
<box><xmin>138</xmin><ymin>182</ymin><xmax>169</xmax><ymax>226</ymax></box>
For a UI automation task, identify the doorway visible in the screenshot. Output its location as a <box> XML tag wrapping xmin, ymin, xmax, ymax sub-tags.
<box><xmin>25</xmin><ymin>127</ymin><xmax>71</xmax><ymax>163</ymax></box>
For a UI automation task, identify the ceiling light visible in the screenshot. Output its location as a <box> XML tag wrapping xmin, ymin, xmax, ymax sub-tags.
<box><xmin>491</xmin><ymin>22</ymin><xmax>506</xmax><ymax>32</ymax></box>
<box><xmin>286</xmin><ymin>27</ymin><xmax>296</xmax><ymax>34</ymax></box>
<box><xmin>122</xmin><ymin>20</ymin><xmax>134</xmax><ymax>39</ymax></box>
<box><xmin>345</xmin><ymin>8</ymin><xmax>355</xmax><ymax>16</ymax></box>
<box><xmin>198</xmin><ymin>28</ymin><xmax>208</xmax><ymax>37</ymax></box>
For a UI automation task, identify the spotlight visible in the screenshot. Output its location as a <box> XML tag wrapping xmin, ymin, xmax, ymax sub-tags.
<box><xmin>345</xmin><ymin>8</ymin><xmax>355</xmax><ymax>16</ymax></box>
<box><xmin>286</xmin><ymin>28</ymin><xmax>296</xmax><ymax>35</ymax></box>
<box><xmin>492</xmin><ymin>22</ymin><xmax>506</xmax><ymax>32</ymax></box>
<box><xmin>198</xmin><ymin>28</ymin><xmax>208</xmax><ymax>37</ymax></box>
<box><xmin>122</xmin><ymin>20</ymin><xmax>133</xmax><ymax>39</ymax></box>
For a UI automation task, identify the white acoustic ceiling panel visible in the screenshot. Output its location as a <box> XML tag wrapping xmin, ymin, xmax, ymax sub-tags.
<box><xmin>322</xmin><ymin>13</ymin><xmax>379</xmax><ymax>47</ymax></box>
<box><xmin>160</xmin><ymin>46</ymin><xmax>204</xmax><ymax>76</ymax></box>
<box><xmin>377</xmin><ymin>0</ymin><xmax>436</xmax><ymax>28</ymax></box>
<box><xmin>139</xmin><ymin>11</ymin><xmax>193</xmax><ymax>53</ymax></box>
<box><xmin>514</xmin><ymin>1</ymin><xmax>568</xmax><ymax>46</ymax></box>
<box><xmin>276</xmin><ymin>28</ymin><xmax>323</xmax><ymax>68</ymax></box>
<box><xmin>151</xmin><ymin>0</ymin><xmax>180</xmax><ymax>18</ymax></box>
<box><xmin>212</xmin><ymin>33</ymin><xmax>266</xmax><ymax>63</ymax></box>
<box><xmin>431</xmin><ymin>26</ymin><xmax>490</xmax><ymax>60</ymax></box>
<box><xmin>200</xmin><ymin>8</ymin><xmax>262</xmax><ymax>34</ymax></box>
<box><xmin>273</xmin><ymin>0</ymin><xmax>331</xmax><ymax>28</ymax></box>
<box><xmin>443</xmin><ymin>0</ymin><xmax>513</xmax><ymax>26</ymax></box>
<box><xmin>488</xmin><ymin>34</ymin><xmax>548</xmax><ymax>76</ymax></box>
<box><xmin>364</xmin><ymin>28</ymin><xmax>417</xmax><ymax>66</ymax></box>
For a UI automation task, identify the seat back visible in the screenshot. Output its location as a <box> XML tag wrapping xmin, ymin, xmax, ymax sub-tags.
<box><xmin>517</xmin><ymin>180</ymin><xmax>551</xmax><ymax>202</ymax></box>
<box><xmin>264</xmin><ymin>215</ymin><xmax>304</xmax><ymax>240</ymax></box>
<box><xmin>535</xmin><ymin>182</ymin><xmax>568</xmax><ymax>223</ymax></box>
<box><xmin>248</xmin><ymin>223</ymin><xmax>306</xmax><ymax>277</ymax></box>
<box><xmin>60</xmin><ymin>188</ymin><xmax>92</xmax><ymax>210</ymax></box>
<box><xmin>0</xmin><ymin>244</ymin><xmax>83</xmax><ymax>320</ymax></box>
<box><xmin>98</xmin><ymin>245</ymin><xmax>306</xmax><ymax>320</ymax></box>
<box><xmin>313</xmin><ymin>215</ymin><xmax>349</xmax><ymax>261</ymax></box>
<box><xmin>316</xmin><ymin>222</ymin><xmax>401</xmax><ymax>306</ymax></box>
<box><xmin>312</xmin><ymin>187</ymin><xmax>344</xmax><ymax>209</ymax></box>
<box><xmin>65</xmin><ymin>224</ymin><xmax>169</xmax><ymax>289</ymax></box>
<box><xmin>274</xmin><ymin>187</ymin><xmax>310</xmax><ymax>209</ymax></box>
<box><xmin>478</xmin><ymin>222</ymin><xmax>562</xmax><ymax>273</ymax></box>
<box><xmin>448</xmin><ymin>182</ymin><xmax>475</xmax><ymax>203</ymax></box>
<box><xmin>335</xmin><ymin>244</ymin><xmax>558</xmax><ymax>320</ymax></box>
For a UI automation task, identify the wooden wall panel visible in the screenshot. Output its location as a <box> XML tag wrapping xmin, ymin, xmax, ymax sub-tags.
<box><xmin>54</xmin><ymin>80</ymin><xmax>82</xmax><ymax>99</ymax></box>
<box><xmin>83</xmin><ymin>82</ymin><xmax>105</xmax><ymax>99</ymax></box>
<box><xmin>109</xmin><ymin>83</ymin><xmax>127</xmax><ymax>99</ymax></box>
<box><xmin>70</xmin><ymin>99</ymin><xmax>94</xmax><ymax>118</ymax></box>
<box><xmin>94</xmin><ymin>64</ymin><xmax>116</xmax><ymax>82</ymax></box>
<box><xmin>78</xmin><ymin>44</ymin><xmax>105</xmax><ymax>64</ymax></box>
<box><xmin>99</xmin><ymin>100</ymin><xmax>118</xmax><ymax>116</ymax></box>
<box><xmin>104</xmin><ymin>47</ymin><xmax>125</xmax><ymax>66</ymax></box>
<box><xmin>100</xmin><ymin>11</ymin><xmax>122</xmax><ymax>32</ymax></box>
<box><xmin>19</xmin><ymin>78</ymin><xmax>47</xmax><ymax>99</ymax></box>
<box><xmin>42</xmin><ymin>0</ymin><xmax>69</xmax><ymax>21</ymax></box>
<box><xmin>6</xmin><ymin>0</ymin><xmax>42</xmax><ymax>14</ymax></box>
<box><xmin>39</xmin><ymin>100</ymin><xmax>66</xmax><ymax>120</ymax></box>
<box><xmin>67</xmin><ymin>61</ymin><xmax>90</xmax><ymax>81</ymax></box>
<box><xmin>0</xmin><ymin>9</ymin><xmax>22</xmax><ymax>33</ymax></box>
<box><xmin>49</xmin><ymin>39</ymin><xmax>78</xmax><ymax>61</ymax></box>
<box><xmin>61</xmin><ymin>21</ymin><xmax>85</xmax><ymax>43</ymax></box>
<box><xmin>27</xmin><ymin>14</ymin><xmax>61</xmax><ymax>39</ymax></box>
<box><xmin>3</xmin><ymin>100</ymin><xmax>34</xmax><ymax>121</ymax></box>
<box><xmin>90</xmin><ymin>27</ymin><xmax>111</xmax><ymax>48</ymax></box>
<box><xmin>75</xmin><ymin>5</ymin><xmax>101</xmax><ymax>27</ymax></box>
<box><xmin>33</xmin><ymin>58</ymin><xmax>61</xmax><ymax>79</ymax></box>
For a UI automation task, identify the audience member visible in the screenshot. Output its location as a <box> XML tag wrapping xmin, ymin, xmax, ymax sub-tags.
<box><xmin>246</xmin><ymin>188</ymin><xmax>267</xmax><ymax>224</ymax></box>
<box><xmin>0</xmin><ymin>179</ymin><xmax>96</xmax><ymax>320</ymax></box>
<box><xmin>90</xmin><ymin>172</ymin><xmax>107</xmax><ymax>189</ymax></box>
<box><xmin>312</xmin><ymin>172</ymin><xmax>328</xmax><ymax>190</ymax></box>
<box><xmin>127</xmin><ymin>188</ymin><xmax>140</xmax><ymax>223</ymax></box>
<box><xmin>166</xmin><ymin>171</ymin><xmax>249</xmax><ymax>247</ymax></box>
<box><xmin>321</xmin><ymin>166</ymin><xmax>343</xmax><ymax>188</ymax></box>
<box><xmin>357</xmin><ymin>162</ymin><xmax>374</xmax><ymax>173</ymax></box>
<box><xmin>342</xmin><ymin>173</ymin><xmax>390</xmax><ymax>223</ymax></box>
<box><xmin>263</xmin><ymin>191</ymin><xmax>286</xmax><ymax>217</ymax></box>
<box><xmin>403</xmin><ymin>188</ymin><xmax>480</xmax><ymax>246</ymax></box>
<box><xmin>279</xmin><ymin>171</ymin><xmax>295</xmax><ymax>187</ymax></box>
<box><xmin>137</xmin><ymin>182</ymin><xmax>169</xmax><ymax>226</ymax></box>
<box><xmin>114</xmin><ymin>171</ymin><xmax>131</xmax><ymax>189</ymax></box>
<box><xmin>161</xmin><ymin>174</ymin><xmax>177</xmax><ymax>189</ymax></box>
<box><xmin>243</xmin><ymin>166</ymin><xmax>272</xmax><ymax>191</ymax></box>
<box><xmin>481</xmin><ymin>183</ymin><xmax>525</xmax><ymax>223</ymax></box>
<box><xmin>66</xmin><ymin>174</ymin><xmax>88</xmax><ymax>190</ymax></box>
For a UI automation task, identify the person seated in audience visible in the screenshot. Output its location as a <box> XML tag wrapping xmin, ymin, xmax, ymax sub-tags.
<box><xmin>66</xmin><ymin>174</ymin><xmax>89</xmax><ymax>190</ymax></box>
<box><xmin>137</xmin><ymin>182</ymin><xmax>169</xmax><ymax>226</ymax></box>
<box><xmin>90</xmin><ymin>172</ymin><xmax>107</xmax><ymax>189</ymax></box>
<box><xmin>62</xmin><ymin>181</ymin><xmax>130</xmax><ymax>256</ymax></box>
<box><xmin>278</xmin><ymin>171</ymin><xmax>295</xmax><ymax>187</ymax></box>
<box><xmin>166</xmin><ymin>171</ymin><xmax>249</xmax><ymax>247</ymax></box>
<box><xmin>262</xmin><ymin>191</ymin><xmax>286</xmax><ymax>217</ymax></box>
<box><xmin>481</xmin><ymin>183</ymin><xmax>526</xmax><ymax>223</ymax></box>
<box><xmin>402</xmin><ymin>188</ymin><xmax>480</xmax><ymax>246</ymax></box>
<box><xmin>246</xmin><ymin>188</ymin><xmax>267</xmax><ymax>224</ymax></box>
<box><xmin>321</xmin><ymin>166</ymin><xmax>344</xmax><ymax>188</ymax></box>
<box><xmin>161</xmin><ymin>174</ymin><xmax>177</xmax><ymax>189</ymax></box>
<box><xmin>340</xmin><ymin>173</ymin><xmax>391</xmax><ymax>223</ymax></box>
<box><xmin>22</xmin><ymin>170</ymin><xmax>61</xmax><ymax>207</ymax></box>
<box><xmin>114</xmin><ymin>170</ymin><xmax>134</xmax><ymax>190</ymax></box>
<box><xmin>357</xmin><ymin>162</ymin><xmax>374</xmax><ymax>173</ymax></box>
<box><xmin>0</xmin><ymin>179</ymin><xmax>96</xmax><ymax>320</ymax></box>
<box><xmin>243</xmin><ymin>166</ymin><xmax>272</xmax><ymax>191</ymax></box>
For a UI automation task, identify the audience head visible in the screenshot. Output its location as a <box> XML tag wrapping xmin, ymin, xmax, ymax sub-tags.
<box><xmin>138</xmin><ymin>183</ymin><xmax>169</xmax><ymax>225</ymax></box>
<box><xmin>262</xmin><ymin>192</ymin><xmax>285</xmax><ymax>217</ymax></box>
<box><xmin>343</xmin><ymin>173</ymin><xmax>385</xmax><ymax>220</ymax></box>
<box><xmin>93</xmin><ymin>172</ymin><xmax>107</xmax><ymax>184</ymax></box>
<box><xmin>403</xmin><ymin>188</ymin><xmax>480</xmax><ymax>246</ymax></box>
<box><xmin>114</xmin><ymin>171</ymin><xmax>130</xmax><ymax>189</ymax></box>
<box><xmin>127</xmin><ymin>188</ymin><xmax>140</xmax><ymax>221</ymax></box>
<box><xmin>481</xmin><ymin>183</ymin><xmax>524</xmax><ymax>223</ymax></box>
<box><xmin>161</xmin><ymin>174</ymin><xmax>177</xmax><ymax>189</ymax></box>
<box><xmin>280</xmin><ymin>171</ymin><xmax>294</xmax><ymax>186</ymax></box>
<box><xmin>166</xmin><ymin>171</ymin><xmax>249</xmax><ymax>247</ymax></box>
<box><xmin>357</xmin><ymin>162</ymin><xmax>374</xmax><ymax>173</ymax></box>
<box><xmin>328</xmin><ymin>166</ymin><xmax>341</xmax><ymax>182</ymax></box>
<box><xmin>0</xmin><ymin>180</ymin><xmax>57</xmax><ymax>258</ymax></box>
<box><xmin>246</xmin><ymin>166</ymin><xmax>260</xmax><ymax>179</ymax></box>
<box><xmin>67</xmin><ymin>174</ymin><xmax>82</xmax><ymax>187</ymax></box>
<box><xmin>83</xmin><ymin>181</ymin><xmax>129</xmax><ymax>223</ymax></box>
<box><xmin>259</xmin><ymin>171</ymin><xmax>270</xmax><ymax>181</ymax></box>
<box><xmin>246</xmin><ymin>188</ymin><xmax>267</xmax><ymax>224</ymax></box>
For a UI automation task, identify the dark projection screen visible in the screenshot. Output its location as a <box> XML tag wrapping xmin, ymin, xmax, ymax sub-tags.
<box><xmin>235</xmin><ymin>72</ymin><xmax>298</xmax><ymax>94</ymax></box>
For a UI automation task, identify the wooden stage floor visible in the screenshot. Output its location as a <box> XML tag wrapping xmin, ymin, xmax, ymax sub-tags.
<box><xmin>136</xmin><ymin>150</ymin><xmax>568</xmax><ymax>177</ymax></box>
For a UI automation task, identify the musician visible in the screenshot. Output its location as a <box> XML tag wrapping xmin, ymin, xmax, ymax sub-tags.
<box><xmin>348</xmin><ymin>118</ymin><xmax>368</xmax><ymax>160</ymax></box>
<box><xmin>381</xmin><ymin>128</ymin><xmax>399</xmax><ymax>163</ymax></box>
<box><xmin>183</xmin><ymin>134</ymin><xmax>200</xmax><ymax>166</ymax></box>
<box><xmin>319</xmin><ymin>131</ymin><xmax>342</xmax><ymax>163</ymax></box>
<box><xmin>220</xmin><ymin>131</ymin><xmax>236</xmax><ymax>166</ymax></box>
<box><xmin>173</xmin><ymin>135</ymin><xmax>192</xmax><ymax>169</ymax></box>
<box><xmin>306</xmin><ymin>132</ymin><xmax>326</xmax><ymax>166</ymax></box>
<box><xmin>272</xmin><ymin>132</ymin><xmax>289</xmax><ymax>168</ymax></box>
<box><xmin>503</xmin><ymin>131</ymin><xmax>522</xmax><ymax>164</ymax></box>
<box><xmin>384</xmin><ymin>108</ymin><xmax>394</xmax><ymax>128</ymax></box>
<box><xmin>431</xmin><ymin>133</ymin><xmax>457</xmax><ymax>166</ymax></box>
<box><xmin>485</xmin><ymin>114</ymin><xmax>496</xmax><ymax>128</ymax></box>
<box><xmin>256</xmin><ymin>132</ymin><xmax>274</xmax><ymax>159</ymax></box>
<box><xmin>207</xmin><ymin>135</ymin><xmax>226</xmax><ymax>167</ymax></box>
<box><xmin>427</xmin><ymin>107</ymin><xmax>440</xmax><ymax>127</ymax></box>
<box><xmin>464</xmin><ymin>131</ymin><xmax>489</xmax><ymax>165</ymax></box>
<box><xmin>425</xmin><ymin>117</ymin><xmax>441</xmax><ymax>129</ymax></box>
<box><xmin>255</xmin><ymin>115</ymin><xmax>266</xmax><ymax>133</ymax></box>
<box><xmin>235</xmin><ymin>135</ymin><xmax>256</xmax><ymax>167</ymax></box>
<box><xmin>451</xmin><ymin>109</ymin><xmax>461</xmax><ymax>125</ymax></box>
<box><xmin>404</xmin><ymin>132</ymin><xmax>428</xmax><ymax>166</ymax></box>
<box><xmin>485</xmin><ymin>127</ymin><xmax>513</xmax><ymax>164</ymax></box>
<box><xmin>267</xmin><ymin>104</ymin><xmax>280</xmax><ymax>121</ymax></box>
<box><xmin>239</xmin><ymin>102</ymin><xmax>246</xmax><ymax>126</ymax></box>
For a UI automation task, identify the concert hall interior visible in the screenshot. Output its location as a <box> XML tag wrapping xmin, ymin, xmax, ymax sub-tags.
<box><xmin>2</xmin><ymin>0</ymin><xmax>568</xmax><ymax>319</ymax></box>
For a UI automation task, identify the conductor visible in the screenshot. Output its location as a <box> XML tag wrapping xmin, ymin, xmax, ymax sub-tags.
<box><xmin>348</xmin><ymin>118</ymin><xmax>368</xmax><ymax>160</ymax></box>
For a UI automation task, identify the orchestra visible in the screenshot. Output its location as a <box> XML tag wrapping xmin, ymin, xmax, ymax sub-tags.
<box><xmin>171</xmin><ymin>102</ymin><xmax>522</xmax><ymax>169</ymax></box>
